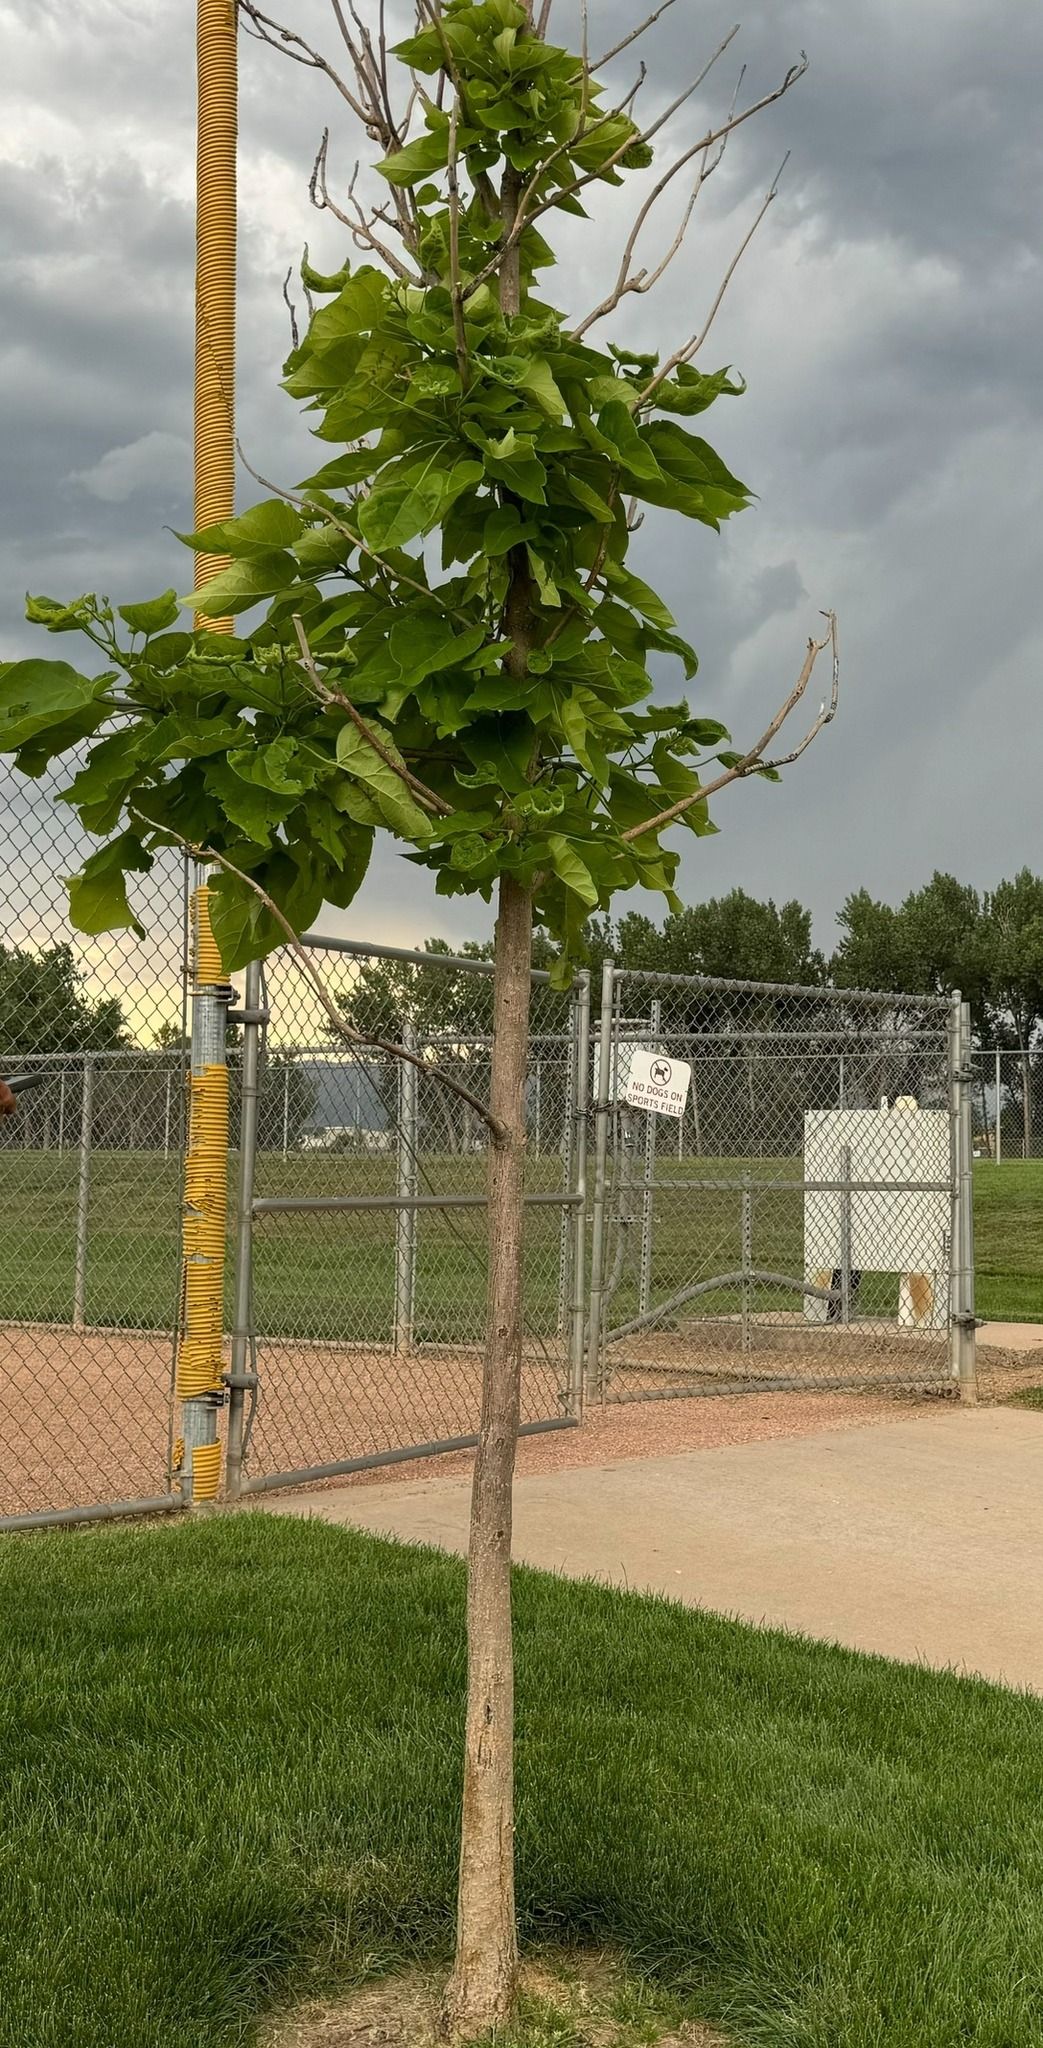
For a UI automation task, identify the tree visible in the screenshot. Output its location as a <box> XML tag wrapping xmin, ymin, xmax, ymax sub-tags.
<box><xmin>2</xmin><ymin>4</ymin><xmax>834</xmax><ymax>2031</ymax></box>
<box><xmin>981</xmin><ymin>871</ymin><xmax>1043</xmax><ymax>1159</ymax></box>
<box><xmin>0</xmin><ymin>943</ymin><xmax>126</xmax><ymax>1056</ymax></box>
<box><xmin>613</xmin><ymin>888</ymin><xmax>824</xmax><ymax>983</ymax></box>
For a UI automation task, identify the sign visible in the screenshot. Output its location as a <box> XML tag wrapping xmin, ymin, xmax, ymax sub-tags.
<box><xmin>623</xmin><ymin>1048</ymin><xmax>691</xmax><ymax>1119</ymax></box>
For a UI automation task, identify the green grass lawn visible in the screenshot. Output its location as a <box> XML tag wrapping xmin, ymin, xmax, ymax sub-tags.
<box><xmin>1</xmin><ymin>1149</ymin><xmax>1041</xmax><ymax>1337</ymax></box>
<box><xmin>4</xmin><ymin>1513</ymin><xmax>1043</xmax><ymax>2047</ymax></box>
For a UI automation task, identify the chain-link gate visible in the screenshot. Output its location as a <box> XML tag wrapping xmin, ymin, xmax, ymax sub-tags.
<box><xmin>0</xmin><ymin>758</ymin><xmax>191</xmax><ymax>1528</ymax></box>
<box><xmin>225</xmin><ymin>936</ymin><xmax>589</xmax><ymax>1495</ymax></box>
<box><xmin>586</xmin><ymin>967</ymin><xmax>976</xmax><ymax>1405</ymax></box>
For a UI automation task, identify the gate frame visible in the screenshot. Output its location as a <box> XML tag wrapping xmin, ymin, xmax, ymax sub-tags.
<box><xmin>586</xmin><ymin>960</ymin><xmax>977</xmax><ymax>1407</ymax></box>
<box><xmin>226</xmin><ymin>933</ymin><xmax>590</xmax><ymax>1498</ymax></box>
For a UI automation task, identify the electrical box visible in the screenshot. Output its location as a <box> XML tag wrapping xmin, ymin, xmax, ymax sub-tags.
<box><xmin>803</xmin><ymin>1100</ymin><xmax>950</xmax><ymax>1330</ymax></box>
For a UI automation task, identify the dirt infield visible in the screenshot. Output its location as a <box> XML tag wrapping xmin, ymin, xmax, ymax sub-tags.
<box><xmin>1</xmin><ymin>1318</ymin><xmax>1039</xmax><ymax>1520</ymax></box>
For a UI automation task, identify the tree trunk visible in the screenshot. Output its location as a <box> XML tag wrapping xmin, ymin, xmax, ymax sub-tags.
<box><xmin>442</xmin><ymin>873</ymin><xmax>532</xmax><ymax>2040</ymax></box>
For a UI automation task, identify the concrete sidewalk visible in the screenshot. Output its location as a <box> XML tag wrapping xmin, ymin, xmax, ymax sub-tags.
<box><xmin>267</xmin><ymin>1408</ymin><xmax>1043</xmax><ymax>1691</ymax></box>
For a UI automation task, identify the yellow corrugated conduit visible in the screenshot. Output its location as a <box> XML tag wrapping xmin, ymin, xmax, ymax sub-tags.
<box><xmin>194</xmin><ymin>0</ymin><xmax>237</xmax><ymax>630</ymax></box>
<box><xmin>173</xmin><ymin>4</ymin><xmax>238</xmax><ymax>1500</ymax></box>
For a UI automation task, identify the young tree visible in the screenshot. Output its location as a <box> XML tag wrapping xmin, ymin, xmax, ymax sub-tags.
<box><xmin>1</xmin><ymin>3</ymin><xmax>836</xmax><ymax>2030</ymax></box>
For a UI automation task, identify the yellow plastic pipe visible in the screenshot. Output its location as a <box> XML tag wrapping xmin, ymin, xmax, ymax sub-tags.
<box><xmin>172</xmin><ymin>5</ymin><xmax>238</xmax><ymax>1499</ymax></box>
<box><xmin>194</xmin><ymin>0</ymin><xmax>237</xmax><ymax>630</ymax></box>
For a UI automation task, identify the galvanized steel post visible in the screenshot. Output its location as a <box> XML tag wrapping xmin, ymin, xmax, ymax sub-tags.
<box><xmin>393</xmin><ymin>1027</ymin><xmax>418</xmax><ymax>1355</ymax></box>
<box><xmin>72</xmin><ymin>1057</ymin><xmax>94</xmax><ymax>1331</ymax></box>
<box><xmin>566</xmin><ymin>971</ymin><xmax>591</xmax><ymax>1418</ymax></box>
<box><xmin>949</xmin><ymin>992</ymin><xmax>978</xmax><ymax>1403</ymax></box>
<box><xmin>225</xmin><ymin>957</ymin><xmax>262</xmax><ymax>1499</ymax></box>
<box><xmin>584</xmin><ymin>959</ymin><xmax>615</xmax><ymax>1402</ymax></box>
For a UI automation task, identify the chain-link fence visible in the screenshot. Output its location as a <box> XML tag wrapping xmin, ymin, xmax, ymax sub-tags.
<box><xmin>226</xmin><ymin>937</ymin><xmax>588</xmax><ymax>1494</ymax></box>
<box><xmin>1</xmin><ymin>751</ymin><xmax>981</xmax><ymax>1525</ymax></box>
<box><xmin>586</xmin><ymin>969</ymin><xmax>973</xmax><ymax>1403</ymax></box>
<box><xmin>0</xmin><ymin>759</ymin><xmax>190</xmax><ymax>1524</ymax></box>
<box><xmin>971</xmin><ymin>1048</ymin><xmax>1043</xmax><ymax>1161</ymax></box>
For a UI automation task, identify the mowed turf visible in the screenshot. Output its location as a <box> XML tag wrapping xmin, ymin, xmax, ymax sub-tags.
<box><xmin>0</xmin><ymin>1148</ymin><xmax>1040</xmax><ymax>1335</ymax></box>
<box><xmin>3</xmin><ymin>1512</ymin><xmax>1043</xmax><ymax>2048</ymax></box>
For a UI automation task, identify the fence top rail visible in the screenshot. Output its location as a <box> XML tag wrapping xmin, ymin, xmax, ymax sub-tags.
<box><xmin>610</xmin><ymin>965</ymin><xmax>952</xmax><ymax>1011</ymax></box>
<box><xmin>302</xmin><ymin>930</ymin><xmax>589</xmax><ymax>992</ymax></box>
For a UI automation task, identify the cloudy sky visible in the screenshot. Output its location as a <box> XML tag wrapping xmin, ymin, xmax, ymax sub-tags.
<box><xmin>3</xmin><ymin>0</ymin><xmax>1042</xmax><ymax>960</ymax></box>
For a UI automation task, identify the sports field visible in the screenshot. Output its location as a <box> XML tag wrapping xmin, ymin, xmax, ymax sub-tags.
<box><xmin>0</xmin><ymin>1150</ymin><xmax>1036</xmax><ymax>1334</ymax></box>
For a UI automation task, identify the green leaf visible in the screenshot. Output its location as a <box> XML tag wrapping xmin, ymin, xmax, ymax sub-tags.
<box><xmin>180</xmin><ymin>500</ymin><xmax>304</xmax><ymax>558</ymax></box>
<box><xmin>336</xmin><ymin>722</ymin><xmax>435</xmax><ymax>842</ymax></box>
<box><xmin>601</xmin><ymin>560</ymin><xmax>676</xmax><ymax>632</ymax></box>
<box><xmin>117</xmin><ymin>590</ymin><xmax>181</xmax><ymax>635</ymax></box>
<box><xmin>562</xmin><ymin>473</ymin><xmax>616</xmax><ymax>524</ymax></box>
<box><xmin>378</xmin><ymin>122</ymin><xmax>450</xmax><ymax>188</ymax></box>
<box><xmin>517</xmin><ymin>357</ymin><xmax>567</xmax><ymax>417</ymax></box>
<box><xmin>358</xmin><ymin>459</ymin><xmax>481</xmax><ymax>551</ymax></box>
<box><xmin>0</xmin><ymin>660</ymin><xmax>106</xmax><ymax>753</ymax></box>
<box><xmin>182</xmin><ymin>552</ymin><xmax>298</xmax><ymax>617</ymax></box>
<box><xmin>655</xmin><ymin>363</ymin><xmax>746</xmax><ymax>417</ymax></box>
<box><xmin>484</xmin><ymin>505</ymin><xmax>538</xmax><ymax>556</ymax></box>
<box><xmin>203</xmin><ymin>759</ymin><xmax>291</xmax><ymax>844</ymax></box>
<box><xmin>547</xmin><ymin>834</ymin><xmax>599</xmax><ymax>908</ymax></box>
<box><xmin>67</xmin><ymin>833</ymin><xmax>151</xmax><ymax>938</ymax></box>
<box><xmin>597</xmin><ymin>401</ymin><xmax>664</xmax><ymax>483</ymax></box>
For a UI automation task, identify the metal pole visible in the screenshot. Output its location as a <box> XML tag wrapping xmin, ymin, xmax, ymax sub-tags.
<box><xmin>225</xmin><ymin>958</ymin><xmax>261</xmax><ymax>1499</ymax></box>
<box><xmin>638</xmin><ymin>997</ymin><xmax>659</xmax><ymax>1318</ymax></box>
<box><xmin>741</xmin><ymin>1170</ymin><xmax>752</xmax><ymax>1353</ymax></box>
<box><xmin>176</xmin><ymin>871</ymin><xmax>230</xmax><ymax>1503</ymax></box>
<box><xmin>58</xmin><ymin>1070</ymin><xmax>66</xmax><ymax>1157</ymax></box>
<box><xmin>839</xmin><ymin>1140</ymin><xmax>853</xmax><ymax>1325</ymax></box>
<box><xmin>281</xmin><ymin>1063</ymin><xmax>290</xmax><ymax>1159</ymax></box>
<box><xmin>393</xmin><ymin>1026</ymin><xmax>418</xmax><ymax>1354</ymax></box>
<box><xmin>995</xmin><ymin>1047</ymin><xmax>1002</xmax><ymax>1164</ymax></box>
<box><xmin>584</xmin><ymin>959</ymin><xmax>615</xmax><ymax>1401</ymax></box>
<box><xmin>557</xmin><ymin>1012</ymin><xmax>577</xmax><ymax>1341</ymax></box>
<box><xmin>957</xmin><ymin>1000</ymin><xmax>977</xmax><ymax>1402</ymax></box>
<box><xmin>949</xmin><ymin>993</ymin><xmax>977</xmax><ymax>1402</ymax></box>
<box><xmin>163</xmin><ymin>1070</ymin><xmax>172</xmax><ymax>1159</ymax></box>
<box><xmin>72</xmin><ymin>1058</ymin><xmax>94</xmax><ymax>1331</ymax></box>
<box><xmin>567</xmin><ymin>972</ymin><xmax>591</xmax><ymax>1417</ymax></box>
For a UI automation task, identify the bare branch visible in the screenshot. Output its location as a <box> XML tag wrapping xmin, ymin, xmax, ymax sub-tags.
<box><xmin>570</xmin><ymin>29</ymin><xmax>739</xmax><ymax>340</ymax></box>
<box><xmin>281</xmin><ymin>267</ymin><xmax>300</xmax><ymax>350</ymax></box>
<box><xmin>593</xmin><ymin>0</ymin><xmax>683</xmax><ymax>71</ymax></box>
<box><xmin>621</xmin><ymin>613</ymin><xmax>839</xmax><ymax>842</ymax></box>
<box><xmin>466</xmin><ymin>48</ymin><xmax>805</xmax><ymax>305</ymax></box>
<box><xmin>309</xmin><ymin>130</ymin><xmax>421</xmax><ymax>282</ymax></box>
<box><xmin>292</xmin><ymin>614</ymin><xmax>453</xmax><ymax>817</ymax></box>
<box><xmin>639</xmin><ymin>152</ymin><xmax>790</xmax><ymax>405</ymax></box>
<box><xmin>239</xmin><ymin>2</ymin><xmax>375</xmax><ymax>129</ymax></box>
<box><xmin>536</xmin><ymin>0</ymin><xmax>553</xmax><ymax>33</ymax></box>
<box><xmin>235</xmin><ymin>441</ymin><xmax>475</xmax><ymax>625</ymax></box>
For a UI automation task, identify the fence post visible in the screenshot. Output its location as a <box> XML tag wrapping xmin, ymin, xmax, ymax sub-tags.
<box><xmin>741</xmin><ymin>1169</ymin><xmax>752</xmax><ymax>1353</ymax></box>
<box><xmin>584</xmin><ymin>959</ymin><xmax>615</xmax><ymax>1401</ymax></box>
<box><xmin>566</xmin><ymin>972</ymin><xmax>591</xmax><ymax>1417</ymax></box>
<box><xmin>995</xmin><ymin>1047</ymin><xmax>1002</xmax><ymax>1164</ymax></box>
<box><xmin>225</xmin><ymin>957</ymin><xmax>262</xmax><ymax>1499</ymax></box>
<box><xmin>58</xmin><ymin>1069</ymin><xmax>66</xmax><ymax>1157</ymax></box>
<box><xmin>174</xmin><ymin>877</ymin><xmax>230</xmax><ymax>1504</ymax></box>
<box><xmin>163</xmin><ymin>1070</ymin><xmax>173</xmax><ymax>1159</ymax></box>
<box><xmin>72</xmin><ymin>1057</ymin><xmax>94</xmax><ymax>1331</ymax></box>
<box><xmin>638</xmin><ymin>997</ymin><xmax>659</xmax><ymax>1319</ymax></box>
<box><xmin>839</xmin><ymin>1140</ymin><xmax>853</xmax><ymax>1325</ymax></box>
<box><xmin>393</xmin><ymin>1027</ymin><xmax>418</xmax><ymax>1355</ymax></box>
<box><xmin>949</xmin><ymin>993</ymin><xmax>978</xmax><ymax>1403</ymax></box>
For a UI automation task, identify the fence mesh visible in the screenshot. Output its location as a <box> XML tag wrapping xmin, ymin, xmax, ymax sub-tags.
<box><xmin>971</xmin><ymin>1049</ymin><xmax>1043</xmax><ymax>1161</ymax></box>
<box><xmin>591</xmin><ymin>972</ymin><xmax>957</xmax><ymax>1402</ymax></box>
<box><xmin>0</xmin><ymin>759</ymin><xmax>188</xmax><ymax>1517</ymax></box>
<box><xmin>237</xmin><ymin>941</ymin><xmax>585</xmax><ymax>1486</ymax></box>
